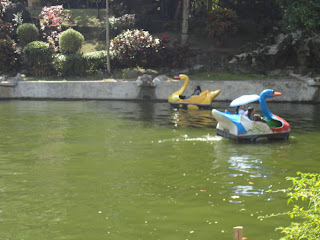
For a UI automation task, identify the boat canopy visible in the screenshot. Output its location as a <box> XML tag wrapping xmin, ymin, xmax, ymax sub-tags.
<box><xmin>229</xmin><ymin>94</ymin><xmax>260</xmax><ymax>107</ymax></box>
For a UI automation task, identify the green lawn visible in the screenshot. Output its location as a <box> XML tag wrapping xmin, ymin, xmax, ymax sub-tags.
<box><xmin>188</xmin><ymin>72</ymin><xmax>277</xmax><ymax>80</ymax></box>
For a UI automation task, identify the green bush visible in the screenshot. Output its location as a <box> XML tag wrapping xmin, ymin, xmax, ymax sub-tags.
<box><xmin>206</xmin><ymin>8</ymin><xmax>238</xmax><ymax>46</ymax></box>
<box><xmin>53</xmin><ymin>51</ymin><xmax>116</xmax><ymax>76</ymax></box>
<box><xmin>53</xmin><ymin>53</ymin><xmax>87</xmax><ymax>77</ymax></box>
<box><xmin>23</xmin><ymin>41</ymin><xmax>53</xmax><ymax>76</ymax></box>
<box><xmin>17</xmin><ymin>23</ymin><xmax>39</xmax><ymax>46</ymax></box>
<box><xmin>160</xmin><ymin>39</ymin><xmax>190</xmax><ymax>68</ymax></box>
<box><xmin>259</xmin><ymin>172</ymin><xmax>320</xmax><ymax>239</ymax></box>
<box><xmin>84</xmin><ymin>51</ymin><xmax>108</xmax><ymax>73</ymax></box>
<box><xmin>59</xmin><ymin>28</ymin><xmax>84</xmax><ymax>54</ymax></box>
<box><xmin>0</xmin><ymin>38</ymin><xmax>20</xmax><ymax>74</ymax></box>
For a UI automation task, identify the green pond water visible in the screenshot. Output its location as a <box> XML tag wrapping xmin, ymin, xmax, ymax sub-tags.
<box><xmin>0</xmin><ymin>100</ymin><xmax>320</xmax><ymax>240</ymax></box>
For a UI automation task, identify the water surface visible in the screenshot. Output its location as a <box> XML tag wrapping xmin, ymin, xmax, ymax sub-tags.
<box><xmin>0</xmin><ymin>100</ymin><xmax>319</xmax><ymax>240</ymax></box>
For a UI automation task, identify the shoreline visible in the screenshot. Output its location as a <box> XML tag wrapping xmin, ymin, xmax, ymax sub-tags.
<box><xmin>0</xmin><ymin>77</ymin><xmax>319</xmax><ymax>103</ymax></box>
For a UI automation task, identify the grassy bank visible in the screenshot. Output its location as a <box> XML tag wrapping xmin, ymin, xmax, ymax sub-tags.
<box><xmin>188</xmin><ymin>72</ymin><xmax>280</xmax><ymax>80</ymax></box>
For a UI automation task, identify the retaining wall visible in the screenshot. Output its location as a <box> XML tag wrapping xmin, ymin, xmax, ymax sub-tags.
<box><xmin>0</xmin><ymin>78</ymin><xmax>319</xmax><ymax>103</ymax></box>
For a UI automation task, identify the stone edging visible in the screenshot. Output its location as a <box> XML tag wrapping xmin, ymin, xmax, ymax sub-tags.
<box><xmin>0</xmin><ymin>74</ymin><xmax>319</xmax><ymax>103</ymax></box>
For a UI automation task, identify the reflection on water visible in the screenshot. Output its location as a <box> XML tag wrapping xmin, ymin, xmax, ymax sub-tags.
<box><xmin>170</xmin><ymin>108</ymin><xmax>217</xmax><ymax>128</ymax></box>
<box><xmin>229</xmin><ymin>155</ymin><xmax>263</xmax><ymax>174</ymax></box>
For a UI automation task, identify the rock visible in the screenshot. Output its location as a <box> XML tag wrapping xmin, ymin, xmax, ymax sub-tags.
<box><xmin>0</xmin><ymin>73</ymin><xmax>22</xmax><ymax>86</ymax></box>
<box><xmin>228</xmin><ymin>30</ymin><xmax>320</xmax><ymax>74</ymax></box>
<box><xmin>0</xmin><ymin>75</ymin><xmax>8</xmax><ymax>82</ymax></box>
<box><xmin>135</xmin><ymin>74</ymin><xmax>153</xmax><ymax>87</ymax></box>
<box><xmin>152</xmin><ymin>75</ymin><xmax>167</xmax><ymax>86</ymax></box>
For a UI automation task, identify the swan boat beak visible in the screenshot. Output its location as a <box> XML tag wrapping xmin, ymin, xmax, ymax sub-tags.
<box><xmin>273</xmin><ymin>92</ymin><xmax>282</xmax><ymax>97</ymax></box>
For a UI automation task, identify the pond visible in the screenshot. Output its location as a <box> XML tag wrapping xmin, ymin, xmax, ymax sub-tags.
<box><xmin>1</xmin><ymin>100</ymin><xmax>320</xmax><ymax>240</ymax></box>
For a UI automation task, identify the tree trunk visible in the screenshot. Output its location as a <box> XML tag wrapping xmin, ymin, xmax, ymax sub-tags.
<box><xmin>207</xmin><ymin>0</ymin><xmax>212</xmax><ymax>11</ymax></box>
<box><xmin>181</xmin><ymin>0</ymin><xmax>189</xmax><ymax>44</ymax></box>
<box><xmin>106</xmin><ymin>0</ymin><xmax>111</xmax><ymax>74</ymax></box>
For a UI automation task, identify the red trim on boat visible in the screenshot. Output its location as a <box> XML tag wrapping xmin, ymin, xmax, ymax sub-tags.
<box><xmin>270</xmin><ymin>114</ymin><xmax>291</xmax><ymax>133</ymax></box>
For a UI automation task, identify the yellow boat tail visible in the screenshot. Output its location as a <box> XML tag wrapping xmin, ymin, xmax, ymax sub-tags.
<box><xmin>168</xmin><ymin>74</ymin><xmax>221</xmax><ymax>109</ymax></box>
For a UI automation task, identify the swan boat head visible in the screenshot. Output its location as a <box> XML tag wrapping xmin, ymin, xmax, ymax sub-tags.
<box><xmin>259</xmin><ymin>89</ymin><xmax>282</xmax><ymax>120</ymax></box>
<box><xmin>168</xmin><ymin>74</ymin><xmax>189</xmax><ymax>102</ymax></box>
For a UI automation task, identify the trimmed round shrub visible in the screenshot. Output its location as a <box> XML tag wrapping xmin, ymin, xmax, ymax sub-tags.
<box><xmin>23</xmin><ymin>41</ymin><xmax>53</xmax><ymax>76</ymax></box>
<box><xmin>17</xmin><ymin>23</ymin><xmax>39</xmax><ymax>46</ymax></box>
<box><xmin>59</xmin><ymin>28</ymin><xmax>84</xmax><ymax>54</ymax></box>
<box><xmin>0</xmin><ymin>38</ymin><xmax>20</xmax><ymax>74</ymax></box>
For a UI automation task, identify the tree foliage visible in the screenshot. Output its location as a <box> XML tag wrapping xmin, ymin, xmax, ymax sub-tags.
<box><xmin>279</xmin><ymin>0</ymin><xmax>320</xmax><ymax>34</ymax></box>
<box><xmin>206</xmin><ymin>8</ymin><xmax>238</xmax><ymax>46</ymax></box>
<box><xmin>260</xmin><ymin>172</ymin><xmax>320</xmax><ymax>239</ymax></box>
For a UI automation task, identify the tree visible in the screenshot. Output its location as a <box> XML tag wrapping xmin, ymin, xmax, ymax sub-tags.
<box><xmin>280</xmin><ymin>0</ymin><xmax>320</xmax><ymax>34</ymax></box>
<box><xmin>259</xmin><ymin>172</ymin><xmax>320</xmax><ymax>239</ymax></box>
<box><xmin>181</xmin><ymin>0</ymin><xmax>189</xmax><ymax>44</ymax></box>
<box><xmin>105</xmin><ymin>0</ymin><xmax>110</xmax><ymax>74</ymax></box>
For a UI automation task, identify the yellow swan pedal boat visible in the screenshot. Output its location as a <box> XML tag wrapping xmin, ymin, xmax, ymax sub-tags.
<box><xmin>168</xmin><ymin>74</ymin><xmax>221</xmax><ymax>110</ymax></box>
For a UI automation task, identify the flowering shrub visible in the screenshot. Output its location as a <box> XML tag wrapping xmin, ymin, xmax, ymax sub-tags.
<box><xmin>39</xmin><ymin>5</ymin><xmax>70</xmax><ymax>51</ymax></box>
<box><xmin>0</xmin><ymin>19</ymin><xmax>13</xmax><ymax>39</ymax></box>
<box><xmin>0</xmin><ymin>4</ymin><xmax>19</xmax><ymax>74</ymax></box>
<box><xmin>12</xmin><ymin>11</ymin><xmax>23</xmax><ymax>27</ymax></box>
<box><xmin>111</xmin><ymin>30</ymin><xmax>190</xmax><ymax>69</ymax></box>
<box><xmin>0</xmin><ymin>38</ymin><xmax>19</xmax><ymax>73</ymax></box>
<box><xmin>110</xmin><ymin>29</ymin><xmax>162</xmax><ymax>68</ymax></box>
<box><xmin>114</xmin><ymin>14</ymin><xmax>135</xmax><ymax>30</ymax></box>
<box><xmin>109</xmin><ymin>14</ymin><xmax>135</xmax><ymax>36</ymax></box>
<box><xmin>206</xmin><ymin>8</ymin><xmax>238</xmax><ymax>46</ymax></box>
<box><xmin>0</xmin><ymin>0</ymin><xmax>11</xmax><ymax>19</ymax></box>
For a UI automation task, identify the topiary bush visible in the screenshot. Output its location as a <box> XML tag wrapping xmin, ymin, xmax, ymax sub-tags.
<box><xmin>59</xmin><ymin>28</ymin><xmax>84</xmax><ymax>54</ymax></box>
<box><xmin>17</xmin><ymin>23</ymin><xmax>39</xmax><ymax>46</ymax></box>
<box><xmin>23</xmin><ymin>41</ymin><xmax>53</xmax><ymax>76</ymax></box>
<box><xmin>0</xmin><ymin>38</ymin><xmax>20</xmax><ymax>74</ymax></box>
